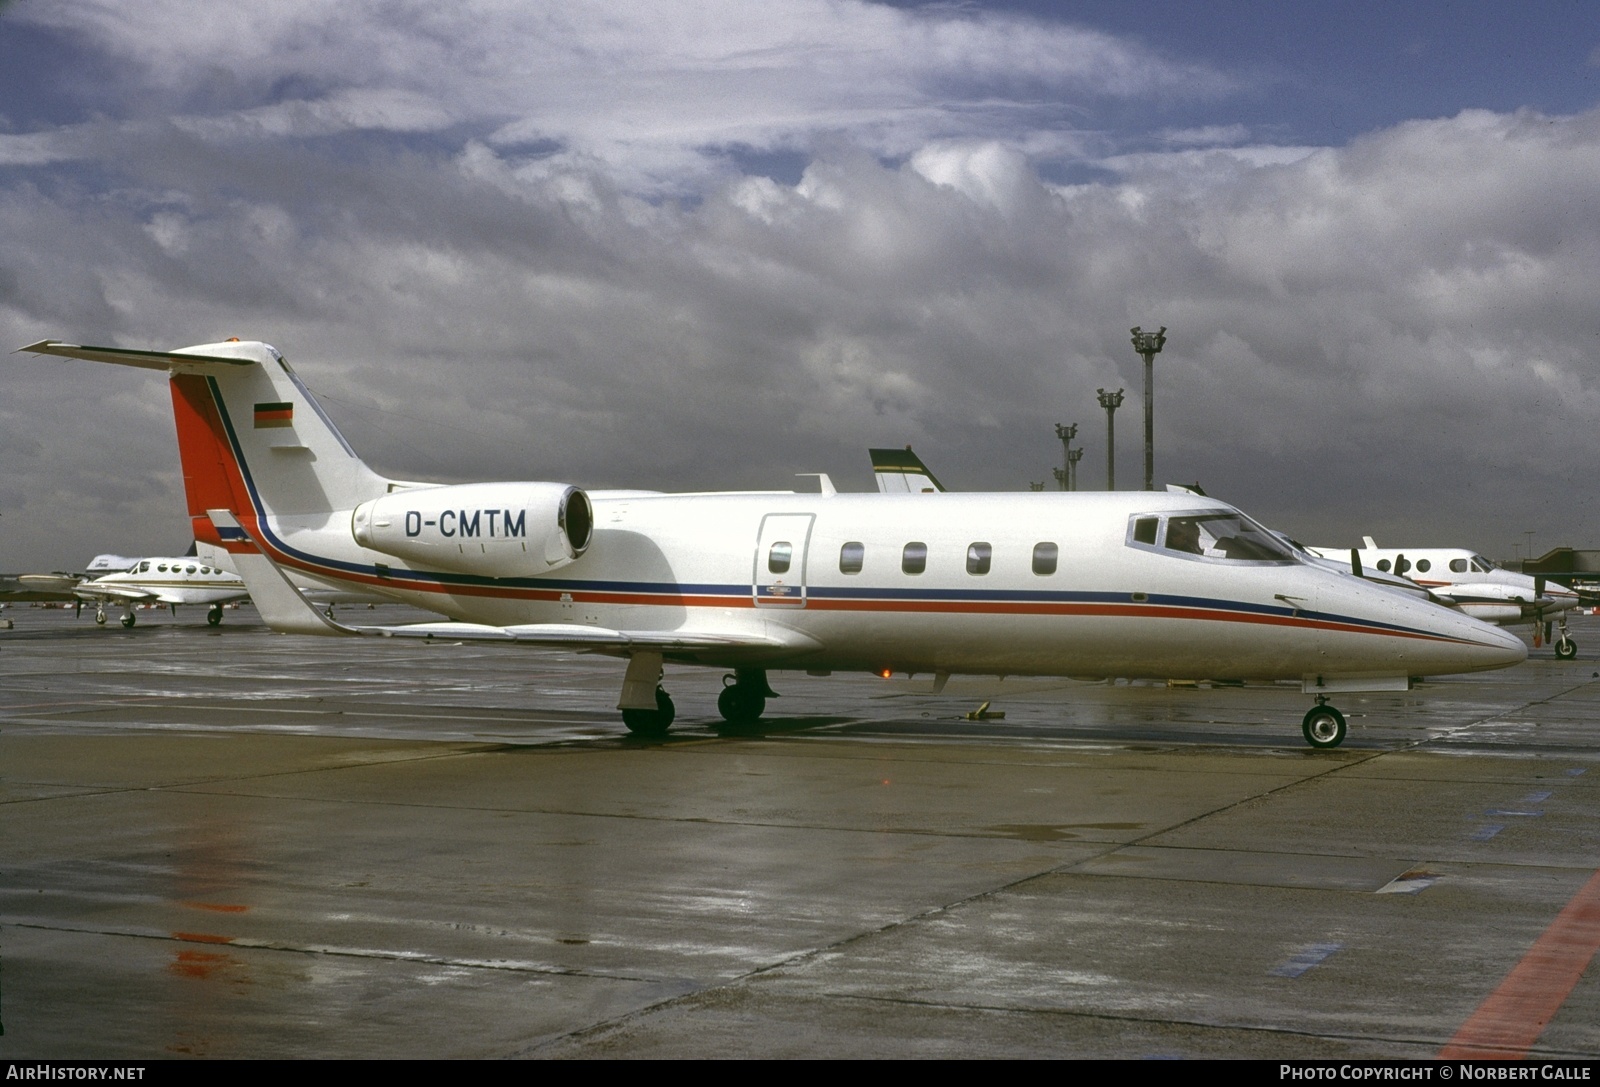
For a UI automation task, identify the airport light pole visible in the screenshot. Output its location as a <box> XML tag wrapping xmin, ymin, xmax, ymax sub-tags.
<box><xmin>1029</xmin><ymin>481</ymin><xmax>1045</xmax><ymax>492</ymax></box>
<box><xmin>1096</xmin><ymin>387</ymin><xmax>1124</xmax><ymax>490</ymax></box>
<box><xmin>1054</xmin><ymin>423</ymin><xmax>1077</xmax><ymax>492</ymax></box>
<box><xmin>1067</xmin><ymin>447</ymin><xmax>1083</xmax><ymax>492</ymax></box>
<box><xmin>1130</xmin><ymin>326</ymin><xmax>1166</xmax><ymax>491</ymax></box>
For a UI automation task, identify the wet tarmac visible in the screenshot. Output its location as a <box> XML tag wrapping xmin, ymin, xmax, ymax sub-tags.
<box><xmin>2</xmin><ymin>605</ymin><xmax>1598</xmax><ymax>1058</ymax></box>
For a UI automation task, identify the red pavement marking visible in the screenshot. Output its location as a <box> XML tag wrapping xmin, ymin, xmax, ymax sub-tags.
<box><xmin>1439</xmin><ymin>867</ymin><xmax>1600</xmax><ymax>1059</ymax></box>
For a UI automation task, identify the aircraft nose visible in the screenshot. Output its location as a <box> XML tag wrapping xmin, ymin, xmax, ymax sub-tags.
<box><xmin>1477</xmin><ymin>622</ymin><xmax>1529</xmax><ymax>669</ymax></box>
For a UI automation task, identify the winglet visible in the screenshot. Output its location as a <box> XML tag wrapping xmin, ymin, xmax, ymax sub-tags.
<box><xmin>205</xmin><ymin>510</ymin><xmax>352</xmax><ymax>636</ymax></box>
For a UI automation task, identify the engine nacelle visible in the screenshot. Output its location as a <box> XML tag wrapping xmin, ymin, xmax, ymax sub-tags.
<box><xmin>351</xmin><ymin>481</ymin><xmax>593</xmax><ymax>576</ymax></box>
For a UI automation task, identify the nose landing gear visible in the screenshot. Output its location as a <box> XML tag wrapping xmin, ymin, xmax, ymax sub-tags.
<box><xmin>1554</xmin><ymin>615</ymin><xmax>1578</xmax><ymax>660</ymax></box>
<box><xmin>207</xmin><ymin>604</ymin><xmax>224</xmax><ymax>627</ymax></box>
<box><xmin>1302</xmin><ymin>697</ymin><xmax>1346</xmax><ymax>749</ymax></box>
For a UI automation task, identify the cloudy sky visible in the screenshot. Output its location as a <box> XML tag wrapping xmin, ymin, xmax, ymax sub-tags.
<box><xmin>2</xmin><ymin>0</ymin><xmax>1598</xmax><ymax>570</ymax></box>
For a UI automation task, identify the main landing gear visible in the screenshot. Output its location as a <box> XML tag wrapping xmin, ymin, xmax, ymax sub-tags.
<box><xmin>207</xmin><ymin>604</ymin><xmax>224</xmax><ymax>627</ymax></box>
<box><xmin>717</xmin><ymin>669</ymin><xmax>777</xmax><ymax>726</ymax></box>
<box><xmin>618</xmin><ymin>651</ymin><xmax>675</xmax><ymax>737</ymax></box>
<box><xmin>119</xmin><ymin>610</ymin><xmax>136</xmax><ymax>629</ymax></box>
<box><xmin>615</xmin><ymin>658</ymin><xmax>780</xmax><ymax>737</ymax></box>
<box><xmin>1302</xmin><ymin>697</ymin><xmax>1346</xmax><ymax>750</ymax></box>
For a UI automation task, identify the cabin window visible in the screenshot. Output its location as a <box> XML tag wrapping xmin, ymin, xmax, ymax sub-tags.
<box><xmin>1032</xmin><ymin>542</ymin><xmax>1058</xmax><ymax>576</ymax></box>
<box><xmin>185</xmin><ymin>566</ymin><xmax>197</xmax><ymax>574</ymax></box>
<box><xmin>768</xmin><ymin>542</ymin><xmax>792</xmax><ymax>575</ymax></box>
<box><xmin>138</xmin><ymin>561</ymin><xmax>150</xmax><ymax>573</ymax></box>
<box><xmin>1415</xmin><ymin>559</ymin><xmax>1431</xmax><ymax>573</ymax></box>
<box><xmin>966</xmin><ymin>543</ymin><xmax>992</xmax><ymax>576</ymax></box>
<box><xmin>1133</xmin><ymin>518</ymin><xmax>1158</xmax><ymax>545</ymax></box>
<box><xmin>1450</xmin><ymin>558</ymin><xmax>1468</xmax><ymax>573</ymax></box>
<box><xmin>157</xmin><ymin>564</ymin><xmax>169</xmax><ymax>572</ymax></box>
<box><xmin>839</xmin><ymin>542</ymin><xmax>864</xmax><ymax>574</ymax></box>
<box><xmin>1377</xmin><ymin>559</ymin><xmax>1391</xmax><ymax>572</ymax></box>
<box><xmin>902</xmin><ymin>542</ymin><xmax>927</xmax><ymax>575</ymax></box>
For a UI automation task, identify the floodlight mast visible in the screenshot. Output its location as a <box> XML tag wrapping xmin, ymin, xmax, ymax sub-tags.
<box><xmin>1096</xmin><ymin>387</ymin><xmax>1124</xmax><ymax>490</ymax></box>
<box><xmin>1053</xmin><ymin>422</ymin><xmax>1077</xmax><ymax>492</ymax></box>
<box><xmin>1130</xmin><ymin>327</ymin><xmax>1166</xmax><ymax>491</ymax></box>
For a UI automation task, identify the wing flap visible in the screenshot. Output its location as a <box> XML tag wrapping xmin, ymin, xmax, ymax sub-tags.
<box><xmin>206</xmin><ymin>510</ymin><xmax>817</xmax><ymax>653</ymax></box>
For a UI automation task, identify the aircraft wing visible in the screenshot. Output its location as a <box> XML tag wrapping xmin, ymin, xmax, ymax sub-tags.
<box><xmin>206</xmin><ymin>510</ymin><xmax>817</xmax><ymax>654</ymax></box>
<box><xmin>72</xmin><ymin>583</ymin><xmax>158</xmax><ymax>603</ymax></box>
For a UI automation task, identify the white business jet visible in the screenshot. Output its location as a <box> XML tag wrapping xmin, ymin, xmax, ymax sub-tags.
<box><xmin>1306</xmin><ymin>538</ymin><xmax>1581</xmax><ymax>659</ymax></box>
<box><xmin>21</xmin><ymin>339</ymin><xmax>1527</xmax><ymax>748</ymax></box>
<box><xmin>20</xmin><ymin>556</ymin><xmax>246</xmax><ymax>627</ymax></box>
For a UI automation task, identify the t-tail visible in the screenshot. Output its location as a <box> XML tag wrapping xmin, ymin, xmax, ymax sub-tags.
<box><xmin>20</xmin><ymin>339</ymin><xmax>394</xmax><ymax>548</ymax></box>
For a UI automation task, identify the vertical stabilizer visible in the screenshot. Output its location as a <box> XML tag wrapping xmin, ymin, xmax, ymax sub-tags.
<box><xmin>22</xmin><ymin>339</ymin><xmax>393</xmax><ymax>545</ymax></box>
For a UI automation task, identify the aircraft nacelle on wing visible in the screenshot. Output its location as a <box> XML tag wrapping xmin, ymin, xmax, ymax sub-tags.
<box><xmin>21</xmin><ymin>337</ymin><xmax>1529</xmax><ymax>749</ymax></box>
<box><xmin>351</xmin><ymin>481</ymin><xmax>594</xmax><ymax>576</ymax></box>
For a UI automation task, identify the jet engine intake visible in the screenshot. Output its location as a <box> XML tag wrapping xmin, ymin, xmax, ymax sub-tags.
<box><xmin>351</xmin><ymin>481</ymin><xmax>593</xmax><ymax>576</ymax></box>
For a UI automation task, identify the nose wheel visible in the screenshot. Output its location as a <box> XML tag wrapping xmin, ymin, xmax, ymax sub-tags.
<box><xmin>1302</xmin><ymin>698</ymin><xmax>1346</xmax><ymax>749</ymax></box>
<box><xmin>207</xmin><ymin>604</ymin><xmax>224</xmax><ymax>627</ymax></box>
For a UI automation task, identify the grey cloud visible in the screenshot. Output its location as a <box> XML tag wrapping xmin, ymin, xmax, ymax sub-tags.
<box><xmin>2</xmin><ymin>7</ymin><xmax>1597</xmax><ymax>571</ymax></box>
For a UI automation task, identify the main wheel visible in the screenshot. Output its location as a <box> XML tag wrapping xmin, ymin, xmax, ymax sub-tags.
<box><xmin>207</xmin><ymin>605</ymin><xmax>223</xmax><ymax>627</ymax></box>
<box><xmin>717</xmin><ymin>684</ymin><xmax>767</xmax><ymax>724</ymax></box>
<box><xmin>622</xmin><ymin>688</ymin><xmax>676</xmax><ymax>737</ymax></box>
<box><xmin>120</xmin><ymin>612</ymin><xmax>136</xmax><ymax>629</ymax></box>
<box><xmin>1556</xmin><ymin>636</ymin><xmax>1578</xmax><ymax>660</ymax></box>
<box><xmin>1302</xmin><ymin>705</ymin><xmax>1346</xmax><ymax>749</ymax></box>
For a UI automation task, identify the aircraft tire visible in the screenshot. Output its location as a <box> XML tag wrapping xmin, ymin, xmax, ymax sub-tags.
<box><xmin>1556</xmin><ymin>637</ymin><xmax>1578</xmax><ymax>660</ymax></box>
<box><xmin>1302</xmin><ymin>705</ymin><xmax>1346</xmax><ymax>749</ymax></box>
<box><xmin>622</xmin><ymin>688</ymin><xmax>675</xmax><ymax>737</ymax></box>
<box><xmin>717</xmin><ymin>684</ymin><xmax>766</xmax><ymax>724</ymax></box>
<box><xmin>207</xmin><ymin>606</ymin><xmax>223</xmax><ymax>627</ymax></box>
<box><xmin>94</xmin><ymin>611</ymin><xmax>106</xmax><ymax>626</ymax></box>
<box><xmin>120</xmin><ymin>612</ymin><xmax>136</xmax><ymax>629</ymax></box>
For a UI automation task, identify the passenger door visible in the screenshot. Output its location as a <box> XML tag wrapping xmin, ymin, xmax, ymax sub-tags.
<box><xmin>752</xmin><ymin>513</ymin><xmax>814</xmax><ymax>609</ymax></box>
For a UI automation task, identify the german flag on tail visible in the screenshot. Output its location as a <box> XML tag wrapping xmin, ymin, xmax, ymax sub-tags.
<box><xmin>254</xmin><ymin>401</ymin><xmax>293</xmax><ymax>428</ymax></box>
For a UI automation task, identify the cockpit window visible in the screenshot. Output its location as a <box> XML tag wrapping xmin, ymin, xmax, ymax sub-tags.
<box><xmin>1471</xmin><ymin>555</ymin><xmax>1495</xmax><ymax>573</ymax></box>
<box><xmin>1130</xmin><ymin>510</ymin><xmax>1296</xmax><ymax>564</ymax></box>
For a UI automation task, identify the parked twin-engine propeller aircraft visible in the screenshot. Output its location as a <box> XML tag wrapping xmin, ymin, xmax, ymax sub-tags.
<box><xmin>22</xmin><ymin>338</ymin><xmax>1528</xmax><ymax>748</ymax></box>
<box><xmin>1306</xmin><ymin>538</ymin><xmax>1581</xmax><ymax>659</ymax></box>
<box><xmin>20</xmin><ymin>556</ymin><xmax>246</xmax><ymax>627</ymax></box>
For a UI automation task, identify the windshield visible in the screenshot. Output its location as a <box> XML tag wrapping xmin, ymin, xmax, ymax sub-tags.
<box><xmin>1132</xmin><ymin>510</ymin><xmax>1298</xmax><ymax>564</ymax></box>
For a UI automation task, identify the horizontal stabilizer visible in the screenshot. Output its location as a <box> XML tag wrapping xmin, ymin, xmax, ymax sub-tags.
<box><xmin>17</xmin><ymin>340</ymin><xmax>253</xmax><ymax>371</ymax></box>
